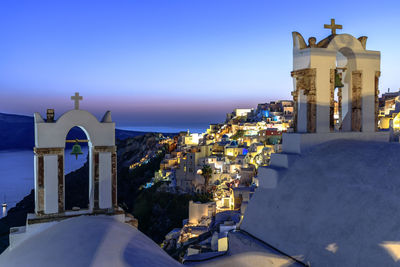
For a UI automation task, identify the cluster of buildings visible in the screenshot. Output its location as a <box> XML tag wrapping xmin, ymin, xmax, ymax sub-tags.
<box><xmin>162</xmin><ymin>200</ymin><xmax>241</xmax><ymax>261</ymax></box>
<box><xmin>155</xmin><ymin>100</ymin><xmax>295</xmax><ymax>260</ymax></box>
<box><xmin>143</xmin><ymin>90</ymin><xmax>400</xmax><ymax>261</ymax></box>
<box><xmin>152</xmin><ymin>100</ymin><xmax>294</xmax><ymax>197</ymax></box>
<box><xmin>377</xmin><ymin>89</ymin><xmax>400</xmax><ymax>131</ymax></box>
<box><xmin>226</xmin><ymin>100</ymin><xmax>293</xmax><ymax>127</ymax></box>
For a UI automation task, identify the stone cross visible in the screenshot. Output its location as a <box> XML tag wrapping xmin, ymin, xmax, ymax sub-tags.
<box><xmin>71</xmin><ymin>92</ymin><xmax>83</xmax><ymax>110</ymax></box>
<box><xmin>324</xmin><ymin>18</ymin><xmax>342</xmax><ymax>35</ymax></box>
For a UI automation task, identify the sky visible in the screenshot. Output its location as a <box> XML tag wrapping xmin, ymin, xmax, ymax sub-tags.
<box><xmin>1</xmin><ymin>0</ymin><xmax>400</xmax><ymax>131</ymax></box>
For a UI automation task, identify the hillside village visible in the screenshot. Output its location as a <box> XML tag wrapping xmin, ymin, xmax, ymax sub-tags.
<box><xmin>129</xmin><ymin>91</ymin><xmax>400</xmax><ymax>261</ymax></box>
<box><xmin>3</xmin><ymin>11</ymin><xmax>400</xmax><ymax>265</ymax></box>
<box><xmin>2</xmin><ymin>89</ymin><xmax>400</xmax><ymax>264</ymax></box>
<box><xmin>118</xmin><ymin>99</ymin><xmax>293</xmax><ymax>259</ymax></box>
<box><xmin>378</xmin><ymin>89</ymin><xmax>400</xmax><ymax>131</ymax></box>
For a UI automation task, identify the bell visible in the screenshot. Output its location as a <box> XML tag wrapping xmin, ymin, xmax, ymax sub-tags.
<box><xmin>335</xmin><ymin>70</ymin><xmax>344</xmax><ymax>88</ymax></box>
<box><xmin>70</xmin><ymin>141</ymin><xmax>83</xmax><ymax>160</ymax></box>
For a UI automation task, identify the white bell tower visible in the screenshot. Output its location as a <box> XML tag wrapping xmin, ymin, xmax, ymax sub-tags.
<box><xmin>291</xmin><ymin>19</ymin><xmax>380</xmax><ymax>133</ymax></box>
<box><xmin>32</xmin><ymin>93</ymin><xmax>118</xmax><ymax>220</ymax></box>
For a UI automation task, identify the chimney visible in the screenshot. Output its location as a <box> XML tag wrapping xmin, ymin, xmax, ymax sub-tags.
<box><xmin>46</xmin><ymin>109</ymin><xmax>55</xmax><ymax>122</ymax></box>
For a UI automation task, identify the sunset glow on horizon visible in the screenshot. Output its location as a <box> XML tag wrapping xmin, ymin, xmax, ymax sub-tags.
<box><xmin>1</xmin><ymin>0</ymin><xmax>400</xmax><ymax>130</ymax></box>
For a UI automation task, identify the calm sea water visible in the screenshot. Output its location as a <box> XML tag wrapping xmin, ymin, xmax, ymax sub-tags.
<box><xmin>0</xmin><ymin>147</ymin><xmax>88</xmax><ymax>217</ymax></box>
<box><xmin>0</xmin><ymin>126</ymin><xmax>207</xmax><ymax>218</ymax></box>
<box><xmin>119</xmin><ymin>126</ymin><xmax>208</xmax><ymax>134</ymax></box>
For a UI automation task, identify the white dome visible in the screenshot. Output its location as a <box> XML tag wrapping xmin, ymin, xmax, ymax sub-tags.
<box><xmin>0</xmin><ymin>215</ymin><xmax>180</xmax><ymax>267</ymax></box>
<box><xmin>241</xmin><ymin>140</ymin><xmax>400</xmax><ymax>266</ymax></box>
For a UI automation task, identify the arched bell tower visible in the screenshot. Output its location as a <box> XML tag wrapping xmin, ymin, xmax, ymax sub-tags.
<box><xmin>33</xmin><ymin>93</ymin><xmax>118</xmax><ymax>219</ymax></box>
<box><xmin>291</xmin><ymin>19</ymin><xmax>381</xmax><ymax>133</ymax></box>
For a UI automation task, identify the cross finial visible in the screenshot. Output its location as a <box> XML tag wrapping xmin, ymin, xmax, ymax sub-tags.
<box><xmin>324</xmin><ymin>18</ymin><xmax>342</xmax><ymax>35</ymax></box>
<box><xmin>71</xmin><ymin>92</ymin><xmax>83</xmax><ymax>110</ymax></box>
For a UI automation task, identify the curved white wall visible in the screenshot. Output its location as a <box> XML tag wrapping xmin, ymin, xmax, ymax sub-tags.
<box><xmin>35</xmin><ymin>110</ymin><xmax>115</xmax><ymax>148</ymax></box>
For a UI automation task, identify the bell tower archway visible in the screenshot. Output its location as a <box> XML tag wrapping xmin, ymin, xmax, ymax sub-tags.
<box><xmin>33</xmin><ymin>93</ymin><xmax>117</xmax><ymax>217</ymax></box>
<box><xmin>291</xmin><ymin>19</ymin><xmax>380</xmax><ymax>133</ymax></box>
<box><xmin>64</xmin><ymin>126</ymin><xmax>90</xmax><ymax>211</ymax></box>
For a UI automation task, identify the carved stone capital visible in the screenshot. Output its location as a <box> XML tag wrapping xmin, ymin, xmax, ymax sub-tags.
<box><xmin>329</xmin><ymin>69</ymin><xmax>336</xmax><ymax>131</ymax></box>
<box><xmin>375</xmin><ymin>71</ymin><xmax>381</xmax><ymax>131</ymax></box>
<box><xmin>352</xmin><ymin>70</ymin><xmax>362</xmax><ymax>131</ymax></box>
<box><xmin>291</xmin><ymin>68</ymin><xmax>316</xmax><ymax>95</ymax></box>
<box><xmin>93</xmin><ymin>146</ymin><xmax>116</xmax><ymax>153</ymax></box>
<box><xmin>34</xmin><ymin>147</ymin><xmax>64</xmax><ymax>155</ymax></box>
<box><xmin>291</xmin><ymin>68</ymin><xmax>317</xmax><ymax>133</ymax></box>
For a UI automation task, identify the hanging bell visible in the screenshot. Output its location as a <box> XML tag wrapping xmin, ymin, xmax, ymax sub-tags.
<box><xmin>335</xmin><ymin>70</ymin><xmax>344</xmax><ymax>88</ymax></box>
<box><xmin>70</xmin><ymin>140</ymin><xmax>83</xmax><ymax>160</ymax></box>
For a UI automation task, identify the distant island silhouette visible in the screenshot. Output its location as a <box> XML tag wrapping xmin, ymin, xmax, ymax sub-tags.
<box><xmin>0</xmin><ymin>112</ymin><xmax>174</xmax><ymax>150</ymax></box>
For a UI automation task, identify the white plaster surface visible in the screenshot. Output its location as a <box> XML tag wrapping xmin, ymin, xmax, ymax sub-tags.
<box><xmin>34</xmin><ymin>154</ymin><xmax>38</xmax><ymax>213</ymax></box>
<box><xmin>44</xmin><ymin>155</ymin><xmax>58</xmax><ymax>214</ymax></box>
<box><xmin>269</xmin><ymin>153</ymin><xmax>298</xmax><ymax>169</ymax></box>
<box><xmin>34</xmin><ymin>109</ymin><xmax>115</xmax><ymax>148</ymax></box>
<box><xmin>34</xmin><ymin>109</ymin><xmax>115</xmax><ymax>215</ymax></box>
<box><xmin>188</xmin><ymin>231</ymin><xmax>300</xmax><ymax>267</ymax></box>
<box><xmin>282</xmin><ymin>131</ymin><xmax>389</xmax><ymax>154</ymax></box>
<box><xmin>256</xmin><ymin>167</ymin><xmax>281</xmax><ymax>189</ymax></box>
<box><xmin>9</xmin><ymin>221</ymin><xmax>57</xmax><ymax>250</ymax></box>
<box><xmin>8</xmin><ymin>226</ymin><xmax>27</xmax><ymax>249</ymax></box>
<box><xmin>0</xmin><ymin>216</ymin><xmax>181</xmax><ymax>267</ymax></box>
<box><xmin>297</xmin><ymin>89</ymin><xmax>307</xmax><ymax>133</ymax></box>
<box><xmin>189</xmin><ymin>201</ymin><xmax>210</xmax><ymax>224</ymax></box>
<box><xmin>89</xmin><ymin>145</ymin><xmax>94</xmax><ymax>211</ymax></box>
<box><xmin>292</xmin><ymin>33</ymin><xmax>380</xmax><ymax>133</ymax></box>
<box><xmin>241</xmin><ymin>140</ymin><xmax>400</xmax><ymax>266</ymax></box>
<box><xmin>99</xmin><ymin>152</ymin><xmax>112</xmax><ymax>209</ymax></box>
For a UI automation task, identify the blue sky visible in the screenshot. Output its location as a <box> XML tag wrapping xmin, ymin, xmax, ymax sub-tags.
<box><xmin>0</xmin><ymin>0</ymin><xmax>399</xmax><ymax>130</ymax></box>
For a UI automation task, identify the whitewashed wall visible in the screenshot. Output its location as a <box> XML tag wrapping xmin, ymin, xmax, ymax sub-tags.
<box><xmin>99</xmin><ymin>152</ymin><xmax>112</xmax><ymax>209</ymax></box>
<box><xmin>44</xmin><ymin>155</ymin><xmax>58</xmax><ymax>214</ymax></box>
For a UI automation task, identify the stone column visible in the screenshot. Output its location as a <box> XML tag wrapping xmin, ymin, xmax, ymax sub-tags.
<box><xmin>57</xmin><ymin>154</ymin><xmax>64</xmax><ymax>213</ymax></box>
<box><xmin>112</xmin><ymin>151</ymin><xmax>117</xmax><ymax>209</ymax></box>
<box><xmin>375</xmin><ymin>71</ymin><xmax>381</xmax><ymax>131</ymax></box>
<box><xmin>92</xmin><ymin>146</ymin><xmax>117</xmax><ymax>211</ymax></box>
<box><xmin>329</xmin><ymin>69</ymin><xmax>335</xmax><ymax>132</ymax></box>
<box><xmin>34</xmin><ymin>147</ymin><xmax>64</xmax><ymax>215</ymax></box>
<box><xmin>291</xmin><ymin>89</ymin><xmax>298</xmax><ymax>132</ymax></box>
<box><xmin>291</xmin><ymin>68</ymin><xmax>317</xmax><ymax>133</ymax></box>
<box><xmin>307</xmin><ymin>84</ymin><xmax>317</xmax><ymax>133</ymax></box>
<box><xmin>352</xmin><ymin>71</ymin><xmax>362</xmax><ymax>131</ymax></box>
<box><xmin>36</xmin><ymin>154</ymin><xmax>44</xmax><ymax>214</ymax></box>
<box><xmin>93</xmin><ymin>150</ymin><xmax>100</xmax><ymax>210</ymax></box>
<box><xmin>338</xmin><ymin>87</ymin><xmax>342</xmax><ymax>130</ymax></box>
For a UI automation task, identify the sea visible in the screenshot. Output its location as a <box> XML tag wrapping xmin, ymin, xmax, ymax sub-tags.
<box><xmin>0</xmin><ymin>147</ymin><xmax>88</xmax><ymax>217</ymax></box>
<box><xmin>0</xmin><ymin>125</ymin><xmax>209</xmax><ymax>218</ymax></box>
<box><xmin>119</xmin><ymin>126</ymin><xmax>208</xmax><ymax>134</ymax></box>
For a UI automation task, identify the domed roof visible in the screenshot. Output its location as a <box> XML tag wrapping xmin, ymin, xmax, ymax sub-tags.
<box><xmin>293</xmin><ymin>32</ymin><xmax>368</xmax><ymax>51</ymax></box>
<box><xmin>242</xmin><ymin>140</ymin><xmax>400</xmax><ymax>266</ymax></box>
<box><xmin>0</xmin><ymin>215</ymin><xmax>180</xmax><ymax>267</ymax></box>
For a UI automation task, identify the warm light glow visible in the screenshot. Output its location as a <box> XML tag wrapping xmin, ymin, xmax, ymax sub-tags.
<box><xmin>325</xmin><ymin>243</ymin><xmax>338</xmax><ymax>253</ymax></box>
<box><xmin>2</xmin><ymin>205</ymin><xmax>6</xmax><ymax>218</ymax></box>
<box><xmin>380</xmin><ymin>242</ymin><xmax>400</xmax><ymax>262</ymax></box>
<box><xmin>211</xmin><ymin>251</ymin><xmax>297</xmax><ymax>266</ymax></box>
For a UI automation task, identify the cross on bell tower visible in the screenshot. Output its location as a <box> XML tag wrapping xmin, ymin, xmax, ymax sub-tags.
<box><xmin>324</xmin><ymin>18</ymin><xmax>342</xmax><ymax>35</ymax></box>
<box><xmin>71</xmin><ymin>92</ymin><xmax>83</xmax><ymax>110</ymax></box>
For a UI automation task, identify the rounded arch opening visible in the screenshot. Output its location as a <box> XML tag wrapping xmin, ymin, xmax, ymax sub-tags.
<box><xmin>334</xmin><ymin>47</ymin><xmax>357</xmax><ymax>131</ymax></box>
<box><xmin>64</xmin><ymin>126</ymin><xmax>90</xmax><ymax>211</ymax></box>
